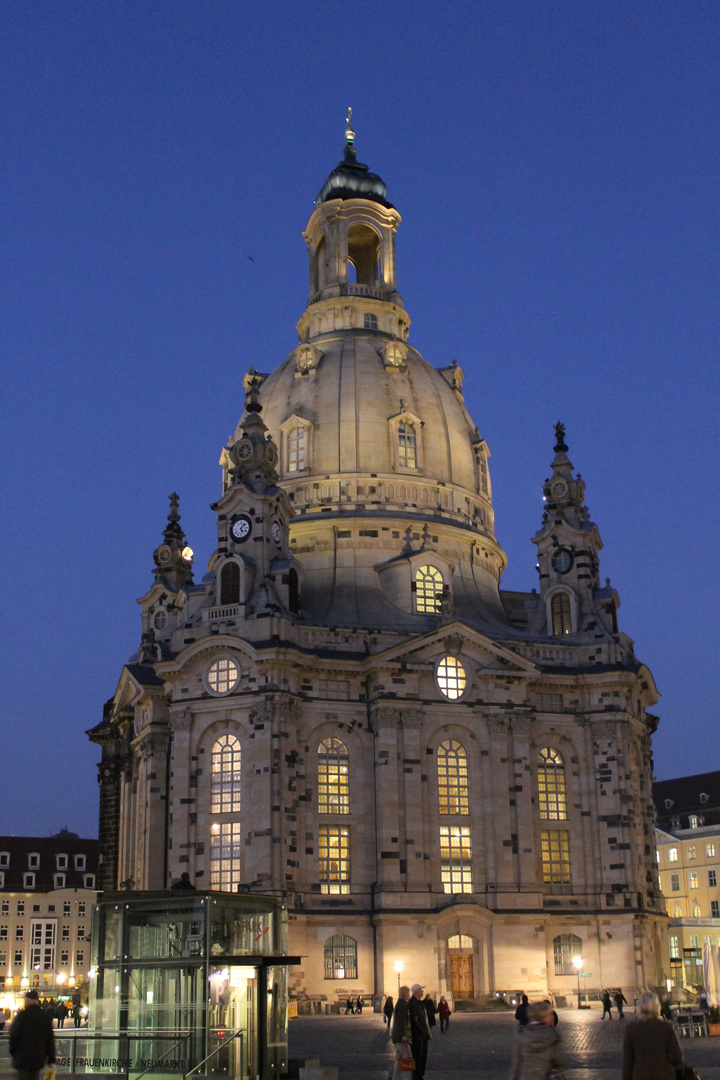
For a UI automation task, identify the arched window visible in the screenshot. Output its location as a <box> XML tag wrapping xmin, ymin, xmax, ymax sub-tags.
<box><xmin>415</xmin><ymin>565</ymin><xmax>443</xmax><ymax>614</ymax></box>
<box><xmin>553</xmin><ymin>933</ymin><xmax>582</xmax><ymax>975</ymax></box>
<box><xmin>348</xmin><ymin>223</ymin><xmax>379</xmax><ymax>286</ymax></box>
<box><xmin>551</xmin><ymin>593</ymin><xmax>572</xmax><ymax>635</ymax></box>
<box><xmin>398</xmin><ymin>422</ymin><xmax>417</xmax><ymax>468</ymax></box>
<box><xmin>287</xmin><ymin>426</ymin><xmax>307</xmax><ymax>472</ymax></box>
<box><xmin>323</xmin><ymin>935</ymin><xmax>357</xmax><ymax>979</ymax></box>
<box><xmin>693</xmin><ymin>903</ymin><xmax>701</xmax><ymax>918</ymax></box>
<box><xmin>318</xmin><ymin>738</ymin><xmax>349</xmax><ymax>814</ymax></box>
<box><xmin>673</xmin><ymin>905</ymin><xmax>683</xmax><ymax>918</ymax></box>
<box><xmin>211</xmin><ymin>735</ymin><xmax>241</xmax><ymax>813</ymax></box>
<box><xmin>288</xmin><ymin>568</ymin><xmax>300</xmax><ymax>614</ymax></box>
<box><xmin>538</xmin><ymin>748</ymin><xmax>567</xmax><ymax>819</ymax></box>
<box><xmin>220</xmin><ymin>562</ymin><xmax>240</xmax><ymax>605</ymax></box>
<box><xmin>447</xmin><ymin>935</ymin><xmax>473</xmax><ymax>950</ymax></box>
<box><xmin>438</xmin><ymin>740</ymin><xmax>469</xmax><ymax>815</ymax></box>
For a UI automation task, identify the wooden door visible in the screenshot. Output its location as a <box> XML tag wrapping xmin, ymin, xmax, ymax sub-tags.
<box><xmin>449</xmin><ymin>954</ymin><xmax>474</xmax><ymax>998</ymax></box>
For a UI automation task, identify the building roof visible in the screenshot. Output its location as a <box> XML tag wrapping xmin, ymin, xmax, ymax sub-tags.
<box><xmin>315</xmin><ymin>140</ymin><xmax>393</xmax><ymax>208</ymax></box>
<box><xmin>653</xmin><ymin>770</ymin><xmax>720</xmax><ymax>831</ymax></box>
<box><xmin>0</xmin><ymin>835</ymin><xmax>98</xmax><ymax>892</ymax></box>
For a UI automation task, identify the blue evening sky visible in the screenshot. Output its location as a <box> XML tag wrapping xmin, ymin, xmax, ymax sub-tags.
<box><xmin>2</xmin><ymin>1</ymin><xmax>718</xmax><ymax>836</ymax></box>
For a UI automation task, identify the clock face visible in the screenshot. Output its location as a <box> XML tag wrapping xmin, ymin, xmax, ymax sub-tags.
<box><xmin>552</xmin><ymin>548</ymin><xmax>573</xmax><ymax>575</ymax></box>
<box><xmin>231</xmin><ymin>515</ymin><xmax>252</xmax><ymax>542</ymax></box>
<box><xmin>271</xmin><ymin>520</ymin><xmax>282</xmax><ymax>545</ymax></box>
<box><xmin>157</xmin><ymin>545</ymin><xmax>172</xmax><ymax>564</ymax></box>
<box><xmin>551</xmin><ymin>480</ymin><xmax>568</xmax><ymax>498</ymax></box>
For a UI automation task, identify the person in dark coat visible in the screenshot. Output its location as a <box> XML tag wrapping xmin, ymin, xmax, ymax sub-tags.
<box><xmin>423</xmin><ymin>994</ymin><xmax>437</xmax><ymax>1029</ymax></box>
<box><xmin>344</xmin><ymin>997</ymin><xmax>355</xmax><ymax>1014</ymax></box>
<box><xmin>508</xmin><ymin>1000</ymin><xmax>566</xmax><ymax>1080</ymax></box>
<box><xmin>9</xmin><ymin>990</ymin><xmax>56</xmax><ymax>1080</ymax></box>
<box><xmin>355</xmin><ymin>995</ymin><xmax>363</xmax><ymax>1014</ymax></box>
<box><xmin>391</xmin><ymin>986</ymin><xmax>412</xmax><ymax>1079</ymax></box>
<box><xmin>601</xmin><ymin>991</ymin><xmax>612</xmax><ymax>1019</ymax></box>
<box><xmin>383</xmin><ymin>995</ymin><xmax>394</xmax><ymax>1028</ymax></box>
<box><xmin>515</xmin><ymin>994</ymin><xmax>530</xmax><ymax>1027</ymax></box>
<box><xmin>437</xmin><ymin>995</ymin><xmax>451</xmax><ymax>1033</ymax></box>
<box><xmin>621</xmin><ymin>992</ymin><xmax>684</xmax><ymax>1080</ymax></box>
<box><xmin>55</xmin><ymin>1002</ymin><xmax>68</xmax><ymax>1029</ymax></box>
<box><xmin>614</xmin><ymin>990</ymin><xmax>628</xmax><ymax>1020</ymax></box>
<box><xmin>408</xmin><ymin>984</ymin><xmax>431</xmax><ymax>1080</ymax></box>
<box><xmin>72</xmin><ymin>1004</ymin><xmax>82</xmax><ymax>1028</ymax></box>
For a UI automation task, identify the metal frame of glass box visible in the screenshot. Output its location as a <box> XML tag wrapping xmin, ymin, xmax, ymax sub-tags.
<box><xmin>89</xmin><ymin>891</ymin><xmax>299</xmax><ymax>1079</ymax></box>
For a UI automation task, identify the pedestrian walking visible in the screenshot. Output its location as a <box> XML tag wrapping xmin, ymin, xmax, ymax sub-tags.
<box><xmin>515</xmin><ymin>994</ymin><xmax>530</xmax><ymax>1028</ymax></box>
<box><xmin>508</xmin><ymin>1000</ymin><xmax>566</xmax><ymax>1080</ymax></box>
<box><xmin>601</xmin><ymin>991</ymin><xmax>612</xmax><ymax>1020</ymax></box>
<box><xmin>437</xmin><ymin>995</ymin><xmax>451</xmax><ymax>1033</ymax></box>
<box><xmin>55</xmin><ymin>1002</ymin><xmax>68</xmax><ymax>1030</ymax></box>
<box><xmin>72</xmin><ymin>1004</ymin><xmax>81</xmax><ymax>1028</ymax></box>
<box><xmin>9</xmin><ymin>989</ymin><xmax>56</xmax><ymax>1080</ymax></box>
<box><xmin>355</xmin><ymin>995</ymin><xmax>363</xmax><ymax>1015</ymax></box>
<box><xmin>621</xmin><ymin>991</ymin><xmax>684</xmax><ymax>1080</ymax></box>
<box><xmin>423</xmin><ymin>993</ymin><xmax>436</xmax><ymax>1030</ymax></box>
<box><xmin>344</xmin><ymin>997</ymin><xmax>355</xmax><ymax>1015</ymax></box>
<box><xmin>615</xmin><ymin>990</ymin><xmax>628</xmax><ymax>1020</ymax></box>
<box><xmin>383</xmin><ymin>995</ymin><xmax>394</xmax><ymax>1028</ymax></box>
<box><xmin>391</xmin><ymin>986</ymin><xmax>413</xmax><ymax>1080</ymax></box>
<box><xmin>408</xmin><ymin>983</ymin><xmax>431</xmax><ymax>1080</ymax></box>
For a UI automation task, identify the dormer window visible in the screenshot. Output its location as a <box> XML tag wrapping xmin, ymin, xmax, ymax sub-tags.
<box><xmin>24</xmin><ymin>873</ymin><xmax>35</xmax><ymax>889</ymax></box>
<box><xmin>414</xmin><ymin>565</ymin><xmax>444</xmax><ymax>614</ymax></box>
<box><xmin>28</xmin><ymin>853</ymin><xmax>40</xmax><ymax>870</ymax></box>
<box><xmin>56</xmin><ymin>854</ymin><xmax>68</xmax><ymax>870</ymax></box>
<box><xmin>280</xmin><ymin>415</ymin><xmax>313</xmax><ymax>477</ymax></box>
<box><xmin>700</xmin><ymin>793</ymin><xmax>710</xmax><ymax>805</ymax></box>
<box><xmin>665</xmin><ymin>799</ymin><xmax>675</xmax><ymax>810</ymax></box>
<box><xmin>74</xmin><ymin>855</ymin><xmax>86</xmax><ymax>871</ymax></box>
<box><xmin>54</xmin><ymin>874</ymin><xmax>66</xmax><ymax>889</ymax></box>
<box><xmin>84</xmin><ymin>874</ymin><xmax>96</xmax><ymax>889</ymax></box>
<box><xmin>398</xmin><ymin>423</ymin><xmax>417</xmax><ymax>469</ymax></box>
<box><xmin>689</xmin><ymin>815</ymin><xmax>699</xmax><ymax>829</ymax></box>
<box><xmin>0</xmin><ymin>853</ymin><xmax>8</xmax><ymax>869</ymax></box>
<box><xmin>388</xmin><ymin>410</ymin><xmax>424</xmax><ymax>474</ymax></box>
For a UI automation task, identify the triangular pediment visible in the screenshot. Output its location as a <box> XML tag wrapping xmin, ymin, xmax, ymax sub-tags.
<box><xmin>114</xmin><ymin>664</ymin><xmax>166</xmax><ymax>712</ymax></box>
<box><xmin>368</xmin><ymin>621</ymin><xmax>539</xmax><ymax>674</ymax></box>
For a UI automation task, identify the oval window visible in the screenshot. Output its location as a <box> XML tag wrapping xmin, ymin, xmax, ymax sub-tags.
<box><xmin>436</xmin><ymin>656</ymin><xmax>467</xmax><ymax>700</ymax></box>
<box><xmin>207</xmin><ymin>657</ymin><xmax>240</xmax><ymax>695</ymax></box>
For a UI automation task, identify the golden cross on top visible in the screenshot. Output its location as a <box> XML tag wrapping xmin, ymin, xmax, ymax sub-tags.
<box><xmin>345</xmin><ymin>107</ymin><xmax>355</xmax><ymax>143</ymax></box>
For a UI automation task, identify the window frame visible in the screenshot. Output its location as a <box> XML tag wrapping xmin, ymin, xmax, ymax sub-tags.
<box><xmin>541</xmin><ymin>829</ymin><xmax>571</xmax><ymax>891</ymax></box>
<box><xmin>537</xmin><ymin>748</ymin><xmax>567</xmax><ymax>821</ymax></box>
<box><xmin>440</xmin><ymin>825</ymin><xmax>473</xmax><ymax>894</ymax></box>
<box><xmin>435</xmin><ymin>655</ymin><xmax>469</xmax><ymax>702</ymax></box>
<box><xmin>437</xmin><ymin>739</ymin><xmax>469</xmax><ymax>816</ymax></box>
<box><xmin>211</xmin><ymin>734</ymin><xmax>242</xmax><ymax>814</ymax></box>
<box><xmin>547</xmin><ymin>589</ymin><xmax>575</xmax><ymax>636</ymax></box>
<box><xmin>318</xmin><ymin>825</ymin><xmax>350</xmax><ymax>895</ymax></box>
<box><xmin>279</xmin><ymin>415</ymin><xmax>313</xmax><ymax>477</ymax></box>
<box><xmin>553</xmin><ymin>933</ymin><xmax>583</xmax><ymax>976</ymax></box>
<box><xmin>317</xmin><ymin>738</ymin><xmax>350</xmax><ymax>816</ymax></box>
<box><xmin>205</xmin><ymin>655</ymin><xmax>241</xmax><ymax>696</ymax></box>
<box><xmin>388</xmin><ymin>410</ymin><xmax>424</xmax><ymax>474</ymax></box>
<box><xmin>414</xmin><ymin>564</ymin><xmax>445</xmax><ymax>615</ymax></box>
<box><xmin>323</xmin><ymin>935</ymin><xmax>357</xmax><ymax>980</ymax></box>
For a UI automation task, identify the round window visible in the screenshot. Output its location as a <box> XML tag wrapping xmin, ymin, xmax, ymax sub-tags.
<box><xmin>436</xmin><ymin>656</ymin><xmax>467</xmax><ymax>700</ymax></box>
<box><xmin>153</xmin><ymin>609</ymin><xmax>168</xmax><ymax>632</ymax></box>
<box><xmin>207</xmin><ymin>657</ymin><xmax>240</xmax><ymax>695</ymax></box>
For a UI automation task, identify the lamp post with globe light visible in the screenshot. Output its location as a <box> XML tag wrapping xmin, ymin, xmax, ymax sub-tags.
<box><xmin>573</xmin><ymin>955</ymin><xmax>584</xmax><ymax>1009</ymax></box>
<box><xmin>394</xmin><ymin>960</ymin><xmax>404</xmax><ymax>996</ymax></box>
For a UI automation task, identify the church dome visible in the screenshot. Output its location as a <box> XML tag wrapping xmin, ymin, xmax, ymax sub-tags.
<box><xmin>224</xmin><ymin>135</ymin><xmax>507</xmax><ymax>628</ymax></box>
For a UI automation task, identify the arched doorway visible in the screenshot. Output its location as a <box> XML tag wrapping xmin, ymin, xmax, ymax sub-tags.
<box><xmin>447</xmin><ymin>934</ymin><xmax>474</xmax><ymax>999</ymax></box>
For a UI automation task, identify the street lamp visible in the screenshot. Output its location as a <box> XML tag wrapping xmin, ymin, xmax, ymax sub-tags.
<box><xmin>394</xmin><ymin>960</ymin><xmax>404</xmax><ymax>995</ymax></box>
<box><xmin>572</xmin><ymin>955</ymin><xmax>584</xmax><ymax>1009</ymax></box>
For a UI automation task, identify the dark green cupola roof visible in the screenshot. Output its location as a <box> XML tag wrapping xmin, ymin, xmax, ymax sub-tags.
<box><xmin>315</xmin><ymin>111</ymin><xmax>393</xmax><ymax>209</ymax></box>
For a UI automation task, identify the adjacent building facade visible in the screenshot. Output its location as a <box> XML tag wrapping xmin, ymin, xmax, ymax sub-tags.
<box><xmin>90</xmin><ymin>128</ymin><xmax>667</xmax><ymax>1004</ymax></box>
<box><xmin>655</xmin><ymin>771</ymin><xmax>720</xmax><ymax>998</ymax></box>
<box><xmin>0</xmin><ymin>834</ymin><xmax>98</xmax><ymax>1012</ymax></box>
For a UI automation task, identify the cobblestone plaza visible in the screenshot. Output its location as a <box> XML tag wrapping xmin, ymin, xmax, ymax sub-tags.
<box><xmin>289</xmin><ymin>1010</ymin><xmax>720</xmax><ymax>1080</ymax></box>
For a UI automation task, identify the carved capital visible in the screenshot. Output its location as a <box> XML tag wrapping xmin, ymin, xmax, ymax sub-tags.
<box><xmin>135</xmin><ymin>727</ymin><xmax>170</xmax><ymax>759</ymax></box>
<box><xmin>487</xmin><ymin>715</ymin><xmax>507</xmax><ymax>736</ymax></box>
<box><xmin>169</xmin><ymin>707</ymin><xmax>192</xmax><ymax>747</ymax></box>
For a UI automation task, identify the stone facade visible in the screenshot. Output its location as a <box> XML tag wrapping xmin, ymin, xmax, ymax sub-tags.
<box><xmin>90</xmin><ymin>130</ymin><xmax>667</xmax><ymax>1006</ymax></box>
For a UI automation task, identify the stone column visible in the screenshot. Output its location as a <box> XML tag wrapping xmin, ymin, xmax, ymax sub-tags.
<box><xmin>168</xmin><ymin>706</ymin><xmax>194</xmax><ymax>886</ymax></box>
<box><xmin>135</xmin><ymin>728</ymin><xmax>170</xmax><ymax>890</ymax></box>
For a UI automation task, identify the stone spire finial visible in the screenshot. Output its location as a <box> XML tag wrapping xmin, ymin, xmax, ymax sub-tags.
<box><xmin>554</xmin><ymin>422</ymin><xmax>568</xmax><ymax>455</ymax></box>
<box><xmin>153</xmin><ymin>493</ymin><xmax>194</xmax><ymax>587</ymax></box>
<box><xmin>227</xmin><ymin>372</ymin><xmax>280</xmax><ymax>492</ymax></box>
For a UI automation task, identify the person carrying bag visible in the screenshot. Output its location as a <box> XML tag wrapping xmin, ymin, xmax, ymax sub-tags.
<box><xmin>391</xmin><ymin>986</ymin><xmax>415</xmax><ymax>1079</ymax></box>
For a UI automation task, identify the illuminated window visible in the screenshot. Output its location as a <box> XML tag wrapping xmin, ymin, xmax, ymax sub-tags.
<box><xmin>207</xmin><ymin>657</ymin><xmax>240</xmax><ymax>695</ymax></box>
<box><xmin>689</xmin><ymin>815</ymin><xmax>699</xmax><ymax>829</ymax></box>
<box><xmin>674</xmin><ymin>905</ymin><xmax>683</xmax><ymax>918</ymax></box>
<box><xmin>398</xmin><ymin>423</ymin><xmax>417</xmax><ymax>469</ymax></box>
<box><xmin>318</xmin><ymin>739</ymin><xmax>349</xmax><ymax>815</ymax></box>
<box><xmin>211</xmin><ymin>735</ymin><xmax>241</xmax><ymax>814</ymax></box>
<box><xmin>437</xmin><ymin>656</ymin><xmax>466</xmax><ymax>700</ymax></box>
<box><xmin>551</xmin><ymin>593</ymin><xmax>572</xmax><ymax>636</ymax></box>
<box><xmin>384</xmin><ymin>344</ymin><xmax>404</xmax><ymax>367</ymax></box>
<box><xmin>709</xmin><ymin>871</ymin><xmax>717</xmax><ymax>888</ymax></box>
<box><xmin>440</xmin><ymin>825</ymin><xmax>472</xmax><ymax>894</ymax></box>
<box><xmin>323</xmin><ymin>935</ymin><xmax>357</xmax><ymax>979</ymax></box>
<box><xmin>541</xmin><ymin>830</ymin><xmax>570</xmax><ymax>886</ymax></box>
<box><xmin>437</xmin><ymin>740</ymin><xmax>469</xmax><ymax>815</ymax></box>
<box><xmin>707</xmin><ymin>844</ymin><xmax>716</xmax><ymax>858</ymax></box>
<box><xmin>691</xmin><ymin>872</ymin><xmax>699</xmax><ymax>889</ymax></box>
<box><xmin>553</xmin><ymin>933</ymin><xmax>582</xmax><ymax>976</ymax></box>
<box><xmin>415</xmin><ymin>565</ymin><xmax>444</xmax><ymax>614</ymax></box>
<box><xmin>671</xmin><ymin>873</ymin><xmax>680</xmax><ymax>891</ymax></box>
<box><xmin>447</xmin><ymin>935</ymin><xmax>473</xmax><ymax>949</ymax></box>
<box><xmin>538</xmin><ymin>748</ymin><xmax>567</xmax><ymax>819</ymax></box>
<box><xmin>319</xmin><ymin>826</ymin><xmax>350</xmax><ymax>895</ymax></box>
<box><xmin>220</xmin><ymin>562</ymin><xmax>240</xmax><ymax>605</ymax></box>
<box><xmin>694</xmin><ymin>903</ymin><xmax>701</xmax><ymax>917</ymax></box>
<box><xmin>287</xmin><ymin>426</ymin><xmax>307</xmax><ymax>472</ymax></box>
<box><xmin>688</xmin><ymin>846</ymin><xmax>697</xmax><ymax>860</ymax></box>
<box><xmin>669</xmin><ymin>848</ymin><xmax>678</xmax><ymax>862</ymax></box>
<box><xmin>669</xmin><ymin>935</ymin><xmax>680</xmax><ymax>959</ymax></box>
<box><xmin>210</xmin><ymin>822</ymin><xmax>242</xmax><ymax>891</ymax></box>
